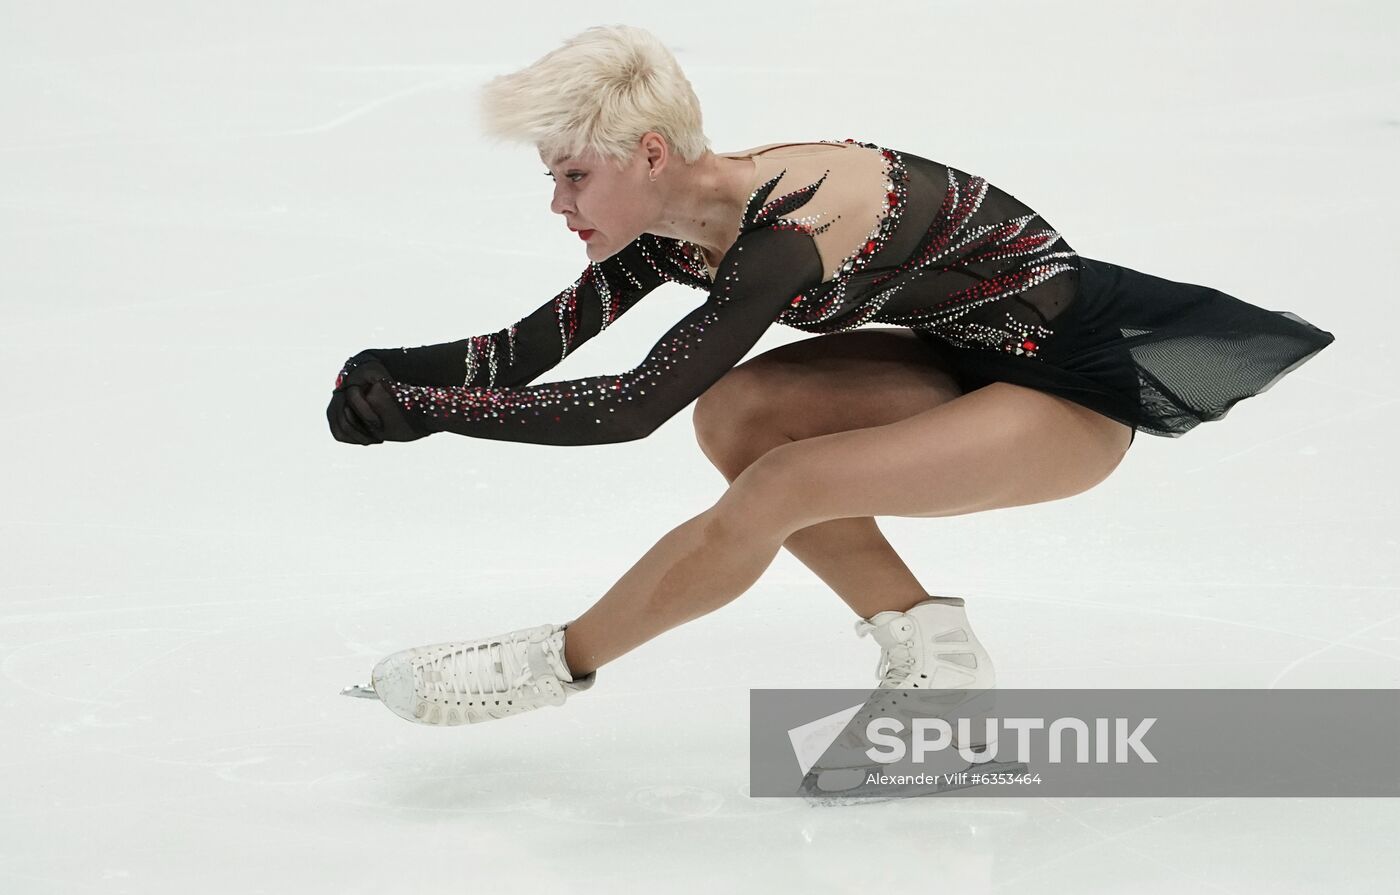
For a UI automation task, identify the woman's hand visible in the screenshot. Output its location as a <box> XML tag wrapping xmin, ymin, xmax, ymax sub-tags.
<box><xmin>362</xmin><ymin>380</ymin><xmax>432</xmax><ymax>442</ymax></box>
<box><xmin>334</xmin><ymin>353</ymin><xmax>392</xmax><ymax>392</ymax></box>
<box><xmin>327</xmin><ymin>383</ymin><xmax>379</xmax><ymax>444</ymax></box>
<box><xmin>327</xmin><ymin>355</ymin><xmax>431</xmax><ymax>445</ymax></box>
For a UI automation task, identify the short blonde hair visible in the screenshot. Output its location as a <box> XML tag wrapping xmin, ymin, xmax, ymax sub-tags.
<box><xmin>476</xmin><ymin>24</ymin><xmax>711</xmax><ymax>171</ymax></box>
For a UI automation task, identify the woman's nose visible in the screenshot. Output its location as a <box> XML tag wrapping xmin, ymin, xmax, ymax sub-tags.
<box><xmin>550</xmin><ymin>188</ymin><xmax>573</xmax><ymax>216</ymax></box>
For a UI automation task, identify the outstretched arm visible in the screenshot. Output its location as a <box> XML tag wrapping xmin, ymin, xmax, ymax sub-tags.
<box><xmin>353</xmin><ymin>225</ymin><xmax>823</xmax><ymax>447</ymax></box>
<box><xmin>328</xmin><ymin>233</ymin><xmax>709</xmax><ymax>443</ymax></box>
<box><xmin>336</xmin><ymin>232</ymin><xmax>694</xmax><ymax>390</ymax></box>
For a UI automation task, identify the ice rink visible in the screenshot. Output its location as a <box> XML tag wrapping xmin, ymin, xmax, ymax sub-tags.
<box><xmin>3</xmin><ymin>1</ymin><xmax>1396</xmax><ymax>892</ymax></box>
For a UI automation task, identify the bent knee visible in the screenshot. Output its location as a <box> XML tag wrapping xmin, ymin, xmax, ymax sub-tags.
<box><xmin>692</xmin><ymin>364</ymin><xmax>787</xmax><ymax>452</ymax></box>
<box><xmin>708</xmin><ymin>441</ymin><xmax>825</xmax><ymax>536</ymax></box>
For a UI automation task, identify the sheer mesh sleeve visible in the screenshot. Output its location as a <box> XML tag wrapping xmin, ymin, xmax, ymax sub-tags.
<box><xmin>369</xmin><ymin>225</ymin><xmax>823</xmax><ymax>446</ymax></box>
<box><xmin>334</xmin><ymin>232</ymin><xmax>705</xmax><ymax>390</ymax></box>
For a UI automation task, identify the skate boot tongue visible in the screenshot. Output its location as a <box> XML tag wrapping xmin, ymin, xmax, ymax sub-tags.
<box><xmin>852</xmin><ymin>609</ymin><xmax>906</xmax><ymax>641</ymax></box>
<box><xmin>854</xmin><ymin>611</ymin><xmax>919</xmax><ymax>687</ymax></box>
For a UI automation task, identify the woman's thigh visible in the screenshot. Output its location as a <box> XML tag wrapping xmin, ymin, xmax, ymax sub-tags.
<box><xmin>711</xmin><ymin>380</ymin><xmax>1134</xmax><ymax>536</ymax></box>
<box><xmin>693</xmin><ymin>326</ymin><xmax>967</xmax><ymax>449</ymax></box>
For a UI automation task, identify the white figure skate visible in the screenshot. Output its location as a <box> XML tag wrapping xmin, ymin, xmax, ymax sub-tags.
<box><xmin>341</xmin><ymin>621</ymin><xmax>595</xmax><ymax>726</ymax></box>
<box><xmin>801</xmin><ymin>597</ymin><xmax>1027</xmax><ymax>804</ymax></box>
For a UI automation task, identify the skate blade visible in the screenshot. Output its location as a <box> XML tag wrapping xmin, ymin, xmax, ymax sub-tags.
<box><xmin>800</xmin><ymin>760</ymin><xmax>1029</xmax><ymax>807</ymax></box>
<box><xmin>340</xmin><ymin>682</ymin><xmax>379</xmax><ymax>700</ymax></box>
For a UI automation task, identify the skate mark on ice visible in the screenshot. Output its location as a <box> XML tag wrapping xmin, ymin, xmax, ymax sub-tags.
<box><xmin>1266</xmin><ymin>607</ymin><xmax>1400</xmax><ymax>689</ymax></box>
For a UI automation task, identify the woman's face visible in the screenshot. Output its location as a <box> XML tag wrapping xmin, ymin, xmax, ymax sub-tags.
<box><xmin>541</xmin><ymin>143</ymin><xmax>656</xmax><ymax>262</ymax></box>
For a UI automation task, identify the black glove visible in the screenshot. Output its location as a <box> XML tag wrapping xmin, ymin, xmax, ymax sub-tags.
<box><xmin>327</xmin><ymin>353</ymin><xmax>432</xmax><ymax>445</ymax></box>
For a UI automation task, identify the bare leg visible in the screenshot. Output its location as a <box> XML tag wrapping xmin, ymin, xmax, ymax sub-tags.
<box><xmin>563</xmin><ymin>379</ymin><xmax>1130</xmax><ymax>679</ymax></box>
<box><xmin>562</xmin><ymin>505</ymin><xmax>782</xmax><ymax>677</ymax></box>
<box><xmin>563</xmin><ymin>432</ymin><xmax>944</xmax><ymax>678</ymax></box>
<box><xmin>563</xmin><ymin>329</ymin><xmax>959</xmax><ymax>676</ymax></box>
<box><xmin>716</xmin><ymin>435</ymin><xmax>934</xmax><ymax>620</ymax></box>
<box><xmin>562</xmin><ymin>515</ymin><xmax>946</xmax><ymax>675</ymax></box>
<box><xmin>695</xmin><ymin>329</ymin><xmax>969</xmax><ymax>620</ymax></box>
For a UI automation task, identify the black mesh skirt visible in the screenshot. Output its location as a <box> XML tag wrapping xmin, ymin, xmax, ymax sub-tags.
<box><xmin>914</xmin><ymin>256</ymin><xmax>1336</xmax><ymax>441</ymax></box>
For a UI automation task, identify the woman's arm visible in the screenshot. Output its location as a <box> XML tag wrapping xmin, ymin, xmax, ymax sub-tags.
<box><xmin>356</xmin><ymin>225</ymin><xmax>823</xmax><ymax>446</ymax></box>
<box><xmin>328</xmin><ymin>233</ymin><xmax>711</xmax><ymax>444</ymax></box>
<box><xmin>334</xmin><ymin>232</ymin><xmax>703</xmax><ymax>390</ymax></box>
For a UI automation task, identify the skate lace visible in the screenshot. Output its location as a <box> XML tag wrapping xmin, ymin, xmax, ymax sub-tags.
<box><xmin>427</xmin><ymin>631</ymin><xmax>565</xmax><ymax>699</ymax></box>
<box><xmin>853</xmin><ymin>618</ymin><xmax>917</xmax><ymax>687</ymax></box>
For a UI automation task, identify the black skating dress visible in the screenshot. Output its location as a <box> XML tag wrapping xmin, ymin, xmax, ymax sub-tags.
<box><xmin>331</xmin><ymin>139</ymin><xmax>1335</xmax><ymax>447</ymax></box>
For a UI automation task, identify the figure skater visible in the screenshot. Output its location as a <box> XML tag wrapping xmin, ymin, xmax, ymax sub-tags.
<box><xmin>327</xmin><ymin>25</ymin><xmax>1334</xmax><ymax>744</ymax></box>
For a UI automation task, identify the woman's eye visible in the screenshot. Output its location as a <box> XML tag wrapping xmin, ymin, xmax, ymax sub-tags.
<box><xmin>543</xmin><ymin>172</ymin><xmax>584</xmax><ymax>183</ymax></box>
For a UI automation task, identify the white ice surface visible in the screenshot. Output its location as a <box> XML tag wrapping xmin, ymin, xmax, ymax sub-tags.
<box><xmin>2</xmin><ymin>1</ymin><xmax>1397</xmax><ymax>893</ymax></box>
